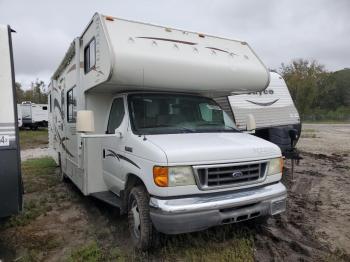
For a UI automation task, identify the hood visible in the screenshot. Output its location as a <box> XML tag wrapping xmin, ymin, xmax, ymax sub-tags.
<box><xmin>147</xmin><ymin>132</ymin><xmax>281</xmax><ymax>164</ymax></box>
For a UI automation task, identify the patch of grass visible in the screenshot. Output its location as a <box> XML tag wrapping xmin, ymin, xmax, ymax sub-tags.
<box><xmin>156</xmin><ymin>226</ymin><xmax>254</xmax><ymax>262</ymax></box>
<box><xmin>16</xmin><ymin>249</ymin><xmax>40</xmax><ymax>262</ymax></box>
<box><xmin>68</xmin><ymin>241</ymin><xmax>123</xmax><ymax>262</ymax></box>
<box><xmin>5</xmin><ymin>199</ymin><xmax>52</xmax><ymax>228</ymax></box>
<box><xmin>3</xmin><ymin>157</ymin><xmax>58</xmax><ymax>228</ymax></box>
<box><xmin>22</xmin><ymin>157</ymin><xmax>58</xmax><ymax>193</ymax></box>
<box><xmin>66</xmin><ymin>226</ymin><xmax>254</xmax><ymax>262</ymax></box>
<box><xmin>19</xmin><ymin>129</ymin><xmax>48</xmax><ymax>150</ymax></box>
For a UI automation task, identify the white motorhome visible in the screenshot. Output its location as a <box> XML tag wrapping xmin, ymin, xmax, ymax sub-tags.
<box><xmin>0</xmin><ymin>25</ymin><xmax>23</xmax><ymax>217</ymax></box>
<box><xmin>49</xmin><ymin>13</ymin><xmax>287</xmax><ymax>250</ymax></box>
<box><xmin>215</xmin><ymin>72</ymin><xmax>301</xmax><ymax>157</ymax></box>
<box><xmin>19</xmin><ymin>102</ymin><xmax>48</xmax><ymax>129</ymax></box>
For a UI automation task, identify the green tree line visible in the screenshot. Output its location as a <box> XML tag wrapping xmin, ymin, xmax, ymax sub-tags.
<box><xmin>280</xmin><ymin>59</ymin><xmax>350</xmax><ymax>121</ymax></box>
<box><xmin>16</xmin><ymin>79</ymin><xmax>48</xmax><ymax>104</ymax></box>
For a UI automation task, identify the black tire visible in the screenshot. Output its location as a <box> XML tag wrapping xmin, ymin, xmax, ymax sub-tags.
<box><xmin>58</xmin><ymin>166</ymin><xmax>67</xmax><ymax>182</ymax></box>
<box><xmin>128</xmin><ymin>185</ymin><xmax>157</xmax><ymax>250</ymax></box>
<box><xmin>57</xmin><ymin>153</ymin><xmax>67</xmax><ymax>182</ymax></box>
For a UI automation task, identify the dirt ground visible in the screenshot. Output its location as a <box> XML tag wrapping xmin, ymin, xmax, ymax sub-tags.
<box><xmin>255</xmin><ymin>124</ymin><xmax>350</xmax><ymax>261</ymax></box>
<box><xmin>0</xmin><ymin>124</ymin><xmax>349</xmax><ymax>261</ymax></box>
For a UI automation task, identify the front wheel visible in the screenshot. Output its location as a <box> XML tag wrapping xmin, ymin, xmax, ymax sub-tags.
<box><xmin>128</xmin><ymin>185</ymin><xmax>158</xmax><ymax>250</ymax></box>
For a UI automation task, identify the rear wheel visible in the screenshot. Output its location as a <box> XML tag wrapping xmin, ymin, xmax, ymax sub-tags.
<box><xmin>128</xmin><ymin>185</ymin><xmax>157</xmax><ymax>250</ymax></box>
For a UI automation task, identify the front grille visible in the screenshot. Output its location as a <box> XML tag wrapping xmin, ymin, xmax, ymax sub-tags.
<box><xmin>195</xmin><ymin>162</ymin><xmax>267</xmax><ymax>190</ymax></box>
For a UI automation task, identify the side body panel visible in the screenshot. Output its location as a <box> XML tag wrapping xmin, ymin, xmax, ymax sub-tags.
<box><xmin>49</xmin><ymin>49</ymin><xmax>83</xmax><ymax>190</ymax></box>
<box><xmin>0</xmin><ymin>25</ymin><xmax>22</xmax><ymax>217</ymax></box>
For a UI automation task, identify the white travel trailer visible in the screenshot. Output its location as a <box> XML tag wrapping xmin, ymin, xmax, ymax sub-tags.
<box><xmin>19</xmin><ymin>102</ymin><xmax>49</xmax><ymax>129</ymax></box>
<box><xmin>17</xmin><ymin>104</ymin><xmax>23</xmax><ymax>128</ymax></box>
<box><xmin>215</xmin><ymin>72</ymin><xmax>301</xmax><ymax>157</ymax></box>
<box><xmin>0</xmin><ymin>25</ymin><xmax>23</xmax><ymax>218</ymax></box>
<box><xmin>49</xmin><ymin>13</ymin><xmax>286</xmax><ymax>250</ymax></box>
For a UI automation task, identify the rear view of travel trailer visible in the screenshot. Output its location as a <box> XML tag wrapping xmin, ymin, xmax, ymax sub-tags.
<box><xmin>0</xmin><ymin>25</ymin><xmax>23</xmax><ymax>218</ymax></box>
<box><xmin>215</xmin><ymin>72</ymin><xmax>301</xmax><ymax>157</ymax></box>
<box><xmin>19</xmin><ymin>102</ymin><xmax>48</xmax><ymax>129</ymax></box>
<box><xmin>49</xmin><ymin>13</ymin><xmax>286</xmax><ymax>250</ymax></box>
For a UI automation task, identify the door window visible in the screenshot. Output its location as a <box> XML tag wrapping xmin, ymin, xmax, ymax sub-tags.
<box><xmin>107</xmin><ymin>98</ymin><xmax>125</xmax><ymax>134</ymax></box>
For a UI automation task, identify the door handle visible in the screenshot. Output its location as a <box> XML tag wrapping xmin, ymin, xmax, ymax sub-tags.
<box><xmin>103</xmin><ymin>149</ymin><xmax>106</xmax><ymax>159</ymax></box>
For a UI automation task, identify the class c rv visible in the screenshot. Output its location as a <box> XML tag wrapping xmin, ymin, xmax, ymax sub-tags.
<box><xmin>215</xmin><ymin>72</ymin><xmax>301</xmax><ymax>158</ymax></box>
<box><xmin>49</xmin><ymin>13</ymin><xmax>287</xmax><ymax>250</ymax></box>
<box><xmin>0</xmin><ymin>25</ymin><xmax>23</xmax><ymax>218</ymax></box>
<box><xmin>19</xmin><ymin>101</ymin><xmax>49</xmax><ymax>129</ymax></box>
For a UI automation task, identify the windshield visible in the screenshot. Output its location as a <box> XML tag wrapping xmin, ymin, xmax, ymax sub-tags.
<box><xmin>128</xmin><ymin>93</ymin><xmax>239</xmax><ymax>135</ymax></box>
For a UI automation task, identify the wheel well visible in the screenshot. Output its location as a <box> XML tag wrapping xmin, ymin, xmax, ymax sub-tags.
<box><xmin>121</xmin><ymin>174</ymin><xmax>146</xmax><ymax>213</ymax></box>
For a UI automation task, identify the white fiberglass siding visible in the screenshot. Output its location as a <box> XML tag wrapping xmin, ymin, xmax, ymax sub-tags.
<box><xmin>0</xmin><ymin>25</ymin><xmax>16</xmax><ymax>143</ymax></box>
<box><xmin>228</xmin><ymin>72</ymin><xmax>300</xmax><ymax>130</ymax></box>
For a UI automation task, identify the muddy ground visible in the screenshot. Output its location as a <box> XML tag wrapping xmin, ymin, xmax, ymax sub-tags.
<box><xmin>256</xmin><ymin>124</ymin><xmax>350</xmax><ymax>261</ymax></box>
<box><xmin>0</xmin><ymin>124</ymin><xmax>349</xmax><ymax>261</ymax></box>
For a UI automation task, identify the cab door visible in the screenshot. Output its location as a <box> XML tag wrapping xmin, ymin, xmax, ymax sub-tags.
<box><xmin>102</xmin><ymin>96</ymin><xmax>127</xmax><ymax>195</ymax></box>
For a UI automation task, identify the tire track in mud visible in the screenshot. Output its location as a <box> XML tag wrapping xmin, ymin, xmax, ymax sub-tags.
<box><xmin>254</xmin><ymin>152</ymin><xmax>350</xmax><ymax>262</ymax></box>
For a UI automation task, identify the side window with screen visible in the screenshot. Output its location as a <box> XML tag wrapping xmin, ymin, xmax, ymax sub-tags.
<box><xmin>67</xmin><ymin>87</ymin><xmax>77</xmax><ymax>123</ymax></box>
<box><xmin>84</xmin><ymin>38</ymin><xmax>96</xmax><ymax>73</ymax></box>
<box><xmin>107</xmin><ymin>98</ymin><xmax>125</xmax><ymax>134</ymax></box>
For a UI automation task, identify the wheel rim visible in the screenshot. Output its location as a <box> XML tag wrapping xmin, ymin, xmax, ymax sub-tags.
<box><xmin>131</xmin><ymin>199</ymin><xmax>141</xmax><ymax>239</ymax></box>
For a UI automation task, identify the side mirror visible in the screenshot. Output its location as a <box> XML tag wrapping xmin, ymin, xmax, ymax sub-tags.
<box><xmin>246</xmin><ymin>114</ymin><xmax>256</xmax><ymax>133</ymax></box>
<box><xmin>115</xmin><ymin>130</ymin><xmax>123</xmax><ymax>138</ymax></box>
<box><xmin>77</xmin><ymin>110</ymin><xmax>95</xmax><ymax>133</ymax></box>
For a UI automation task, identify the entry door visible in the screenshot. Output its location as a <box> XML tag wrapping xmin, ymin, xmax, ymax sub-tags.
<box><xmin>102</xmin><ymin>97</ymin><xmax>126</xmax><ymax>195</ymax></box>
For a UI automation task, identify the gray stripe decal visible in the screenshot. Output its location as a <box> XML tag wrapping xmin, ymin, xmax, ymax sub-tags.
<box><xmin>0</xmin><ymin>128</ymin><xmax>15</xmax><ymax>132</ymax></box>
<box><xmin>0</xmin><ymin>123</ymin><xmax>14</xmax><ymax>127</ymax></box>
<box><xmin>0</xmin><ymin>132</ymin><xmax>15</xmax><ymax>135</ymax></box>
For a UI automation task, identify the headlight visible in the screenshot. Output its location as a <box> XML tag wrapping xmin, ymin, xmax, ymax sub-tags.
<box><xmin>267</xmin><ymin>157</ymin><xmax>284</xmax><ymax>176</ymax></box>
<box><xmin>153</xmin><ymin>166</ymin><xmax>196</xmax><ymax>187</ymax></box>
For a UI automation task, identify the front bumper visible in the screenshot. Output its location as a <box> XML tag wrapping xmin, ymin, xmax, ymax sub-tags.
<box><xmin>149</xmin><ymin>182</ymin><xmax>287</xmax><ymax>234</ymax></box>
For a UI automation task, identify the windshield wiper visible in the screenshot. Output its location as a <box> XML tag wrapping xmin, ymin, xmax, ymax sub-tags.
<box><xmin>141</xmin><ymin>124</ymin><xmax>195</xmax><ymax>133</ymax></box>
<box><xmin>197</xmin><ymin>123</ymin><xmax>239</xmax><ymax>132</ymax></box>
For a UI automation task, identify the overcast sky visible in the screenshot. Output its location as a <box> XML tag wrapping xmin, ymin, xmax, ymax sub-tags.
<box><xmin>0</xmin><ymin>0</ymin><xmax>349</xmax><ymax>89</ymax></box>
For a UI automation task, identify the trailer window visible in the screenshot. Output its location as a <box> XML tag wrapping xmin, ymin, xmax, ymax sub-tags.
<box><xmin>107</xmin><ymin>98</ymin><xmax>125</xmax><ymax>134</ymax></box>
<box><xmin>67</xmin><ymin>88</ymin><xmax>77</xmax><ymax>123</ymax></box>
<box><xmin>84</xmin><ymin>38</ymin><xmax>96</xmax><ymax>73</ymax></box>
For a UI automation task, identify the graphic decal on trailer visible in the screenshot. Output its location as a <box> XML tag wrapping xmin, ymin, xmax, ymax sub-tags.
<box><xmin>246</xmin><ymin>99</ymin><xmax>279</xmax><ymax>107</ymax></box>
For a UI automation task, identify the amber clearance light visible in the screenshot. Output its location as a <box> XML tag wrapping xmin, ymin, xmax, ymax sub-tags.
<box><xmin>153</xmin><ymin>166</ymin><xmax>168</xmax><ymax>187</ymax></box>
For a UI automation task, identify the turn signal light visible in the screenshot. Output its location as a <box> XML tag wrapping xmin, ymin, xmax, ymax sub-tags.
<box><xmin>153</xmin><ymin>166</ymin><xmax>168</xmax><ymax>187</ymax></box>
